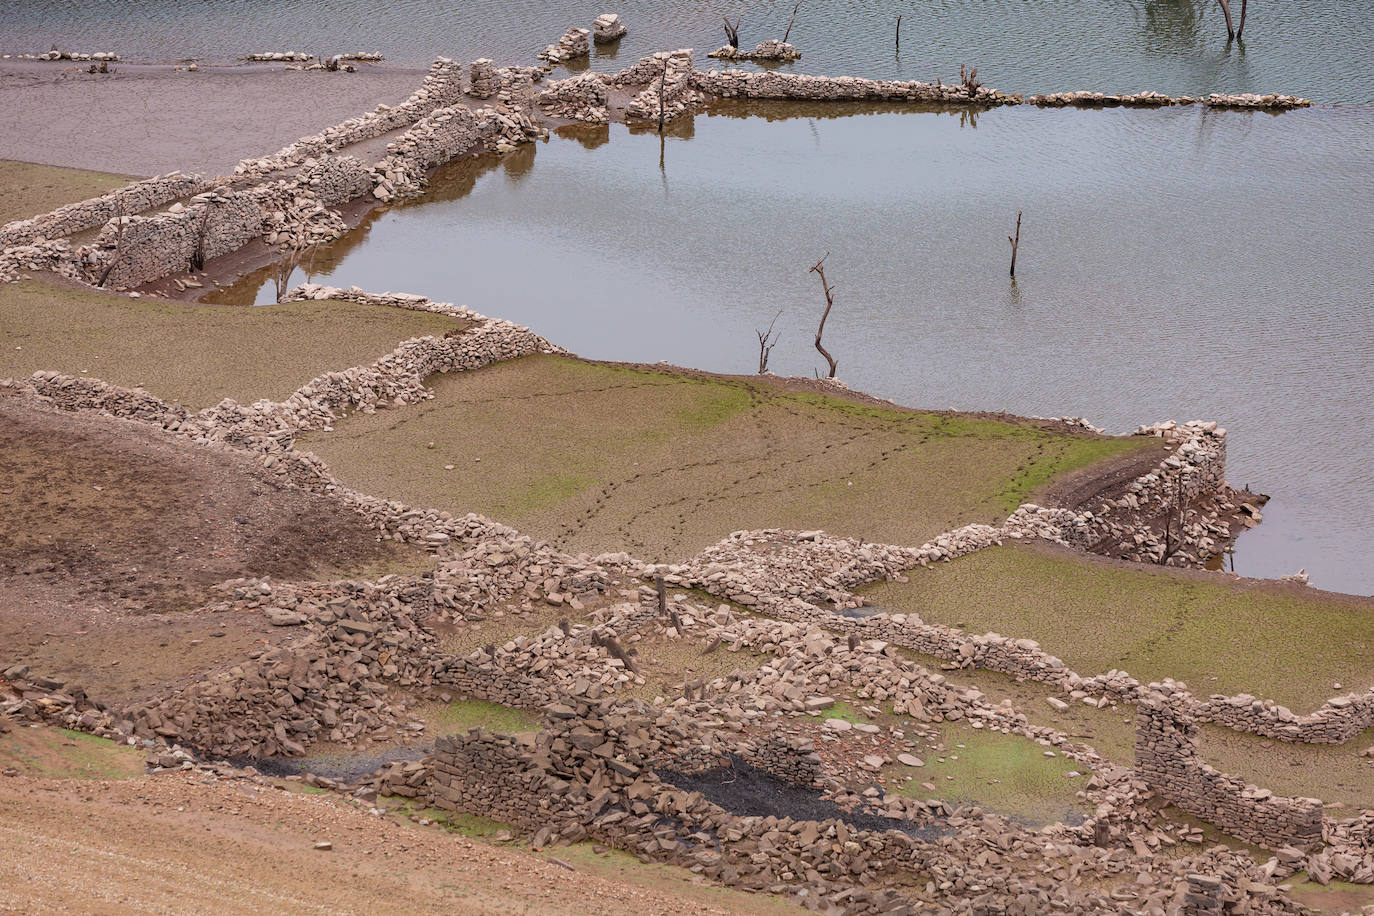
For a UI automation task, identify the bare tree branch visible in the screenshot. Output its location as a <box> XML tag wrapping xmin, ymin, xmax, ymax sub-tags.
<box><xmin>755</xmin><ymin>308</ymin><xmax>783</xmax><ymax>374</ymax></box>
<box><xmin>95</xmin><ymin>204</ymin><xmax>126</xmax><ymax>288</ymax></box>
<box><xmin>808</xmin><ymin>254</ymin><xmax>838</xmax><ymax>379</ymax></box>
<box><xmin>1008</xmin><ymin>210</ymin><xmax>1022</xmax><ymax>279</ymax></box>
<box><xmin>783</xmin><ymin>3</ymin><xmax>801</xmax><ymax>44</ymax></box>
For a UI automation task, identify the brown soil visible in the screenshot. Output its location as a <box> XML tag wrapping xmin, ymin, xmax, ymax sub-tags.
<box><xmin>0</xmin><ymin>392</ymin><xmax>428</xmax><ymax>704</ymax></box>
<box><xmin>0</xmin><ymin>61</ymin><xmax>429</xmax><ymax>177</ymax></box>
<box><xmin>0</xmin><ymin>768</ymin><xmax>795</xmax><ymax>915</ymax></box>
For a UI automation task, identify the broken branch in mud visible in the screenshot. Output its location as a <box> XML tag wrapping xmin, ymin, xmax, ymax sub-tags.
<box><xmin>809</xmin><ymin>254</ymin><xmax>839</xmax><ymax>379</ymax></box>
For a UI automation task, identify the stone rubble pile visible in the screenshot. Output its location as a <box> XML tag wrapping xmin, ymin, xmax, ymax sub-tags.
<box><xmin>0</xmin><ymin>238</ymin><xmax>82</xmax><ymax>284</ymax></box>
<box><xmin>707</xmin><ymin>40</ymin><xmax>801</xmax><ymax>62</ymax></box>
<box><xmin>592</xmin><ymin>14</ymin><xmax>627</xmax><ymax>43</ymax></box>
<box><xmin>538</xmin><ymin>27</ymin><xmax>591</xmax><ymax>64</ymax></box>
<box><xmin>535</xmin><ymin>72</ymin><xmax>611</xmax><ymax>124</ymax></box>
<box><xmin>623</xmin><ymin>50</ymin><xmax>703</xmax><ymax>124</ymax></box>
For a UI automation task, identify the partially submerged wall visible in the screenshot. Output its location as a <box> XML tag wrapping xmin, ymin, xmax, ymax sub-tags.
<box><xmin>1135</xmin><ymin>688</ymin><xmax>1324</xmax><ymax>850</ymax></box>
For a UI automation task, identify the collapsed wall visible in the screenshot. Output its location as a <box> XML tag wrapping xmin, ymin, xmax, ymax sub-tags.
<box><xmin>1135</xmin><ymin>687</ymin><xmax>1323</xmax><ymax>850</ymax></box>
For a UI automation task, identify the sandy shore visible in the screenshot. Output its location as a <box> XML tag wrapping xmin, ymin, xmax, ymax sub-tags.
<box><xmin>0</xmin><ymin>60</ymin><xmax>429</xmax><ymax>177</ymax></box>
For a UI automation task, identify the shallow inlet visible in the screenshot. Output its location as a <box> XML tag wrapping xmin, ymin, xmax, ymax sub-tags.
<box><xmin>5</xmin><ymin>0</ymin><xmax>1374</xmax><ymax>104</ymax></box>
<box><xmin>218</xmin><ymin>103</ymin><xmax>1374</xmax><ymax>594</ymax></box>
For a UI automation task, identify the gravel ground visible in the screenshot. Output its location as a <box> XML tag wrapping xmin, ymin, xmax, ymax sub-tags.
<box><xmin>0</xmin><ymin>768</ymin><xmax>794</xmax><ymax>914</ymax></box>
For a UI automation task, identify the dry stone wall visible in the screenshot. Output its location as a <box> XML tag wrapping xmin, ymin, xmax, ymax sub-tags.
<box><xmin>623</xmin><ymin>51</ymin><xmax>702</xmax><ymax>123</ymax></box>
<box><xmin>1135</xmin><ymin>687</ymin><xmax>1324</xmax><ymax>850</ymax></box>
<box><xmin>0</xmin><ymin>172</ymin><xmax>208</xmax><ymax>248</ymax></box>
<box><xmin>233</xmin><ymin>58</ymin><xmax>466</xmax><ymax>177</ymax></box>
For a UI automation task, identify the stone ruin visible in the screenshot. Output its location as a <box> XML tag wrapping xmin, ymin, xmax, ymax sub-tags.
<box><xmin>592</xmin><ymin>13</ymin><xmax>627</xmax><ymax>44</ymax></box>
<box><xmin>538</xmin><ymin>26</ymin><xmax>591</xmax><ymax>64</ymax></box>
<box><xmin>708</xmin><ymin>39</ymin><xmax>802</xmax><ymax>62</ymax></box>
<box><xmin>1135</xmin><ymin>685</ymin><xmax>1323</xmax><ymax>850</ymax></box>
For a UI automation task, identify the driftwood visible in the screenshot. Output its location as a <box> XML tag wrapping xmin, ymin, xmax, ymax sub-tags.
<box><xmin>755</xmin><ymin>308</ymin><xmax>783</xmax><ymax>373</ymax></box>
<box><xmin>808</xmin><ymin>254</ymin><xmax>838</xmax><ymax>379</ymax></box>
<box><xmin>1008</xmin><ymin>210</ymin><xmax>1022</xmax><ymax>279</ymax></box>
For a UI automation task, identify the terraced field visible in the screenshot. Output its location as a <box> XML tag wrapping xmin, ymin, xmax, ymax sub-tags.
<box><xmin>301</xmin><ymin>353</ymin><xmax>1154</xmax><ymax>562</ymax></box>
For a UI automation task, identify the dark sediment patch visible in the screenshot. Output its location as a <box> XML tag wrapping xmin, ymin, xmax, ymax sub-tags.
<box><xmin>658</xmin><ymin>756</ymin><xmax>947</xmax><ymax>840</ymax></box>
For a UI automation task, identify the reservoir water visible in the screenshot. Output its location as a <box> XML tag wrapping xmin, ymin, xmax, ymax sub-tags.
<box><xmin>4</xmin><ymin>0</ymin><xmax>1374</xmax><ymax>104</ymax></box>
<box><xmin>216</xmin><ymin>103</ymin><xmax>1374</xmax><ymax>594</ymax></box>
<box><xmin>5</xmin><ymin>2</ymin><xmax>1372</xmax><ymax>591</ymax></box>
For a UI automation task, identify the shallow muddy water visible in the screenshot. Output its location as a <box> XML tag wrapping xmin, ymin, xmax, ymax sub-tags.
<box><xmin>218</xmin><ymin>103</ymin><xmax>1374</xmax><ymax>593</ymax></box>
<box><xmin>4</xmin><ymin>1</ymin><xmax>1374</xmax><ymax>103</ymax></box>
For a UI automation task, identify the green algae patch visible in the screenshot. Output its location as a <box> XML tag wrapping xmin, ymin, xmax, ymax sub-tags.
<box><xmin>436</xmin><ymin>699</ymin><xmax>542</xmax><ymax>735</ymax></box>
<box><xmin>0</xmin><ymin>280</ymin><xmax>466</xmax><ymax>408</ymax></box>
<box><xmin>862</xmin><ymin>543</ymin><xmax>1374</xmax><ymax>711</ymax></box>
<box><xmin>302</xmin><ymin>354</ymin><xmax>1151</xmax><ymax>563</ymax></box>
<box><xmin>888</xmin><ymin>723</ymin><xmax>1089</xmax><ymax>827</ymax></box>
<box><xmin>0</xmin><ymin>160</ymin><xmax>135</xmax><ymax>225</ymax></box>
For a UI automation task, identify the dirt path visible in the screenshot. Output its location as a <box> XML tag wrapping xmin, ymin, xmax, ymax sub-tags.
<box><xmin>0</xmin><ymin>771</ymin><xmax>791</xmax><ymax>915</ymax></box>
<box><xmin>0</xmin><ymin>61</ymin><xmax>428</xmax><ymax>176</ymax></box>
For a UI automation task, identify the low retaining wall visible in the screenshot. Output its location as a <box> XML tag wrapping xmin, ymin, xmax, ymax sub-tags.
<box><xmin>0</xmin><ymin>172</ymin><xmax>208</xmax><ymax>249</ymax></box>
<box><xmin>83</xmin><ymin>189</ymin><xmax>265</xmax><ymax>288</ymax></box>
<box><xmin>233</xmin><ymin>58</ymin><xmax>466</xmax><ymax>177</ymax></box>
<box><xmin>1135</xmin><ymin>688</ymin><xmax>1323</xmax><ymax>850</ymax></box>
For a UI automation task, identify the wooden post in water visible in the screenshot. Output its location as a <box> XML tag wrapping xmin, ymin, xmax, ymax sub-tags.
<box><xmin>895</xmin><ymin>16</ymin><xmax>901</xmax><ymax>53</ymax></box>
<box><xmin>1008</xmin><ymin>210</ymin><xmax>1022</xmax><ymax>279</ymax></box>
<box><xmin>783</xmin><ymin>2</ymin><xmax>801</xmax><ymax>44</ymax></box>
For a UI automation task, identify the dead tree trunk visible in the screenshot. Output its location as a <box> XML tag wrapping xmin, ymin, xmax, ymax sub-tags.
<box><xmin>783</xmin><ymin>3</ymin><xmax>801</xmax><ymax>44</ymax></box>
<box><xmin>1237</xmin><ymin>0</ymin><xmax>1248</xmax><ymax>39</ymax></box>
<box><xmin>190</xmin><ymin>202</ymin><xmax>213</xmax><ymax>272</ymax></box>
<box><xmin>657</xmin><ymin>58</ymin><xmax>668</xmax><ymax>134</ymax></box>
<box><xmin>896</xmin><ymin>16</ymin><xmax>901</xmax><ymax>52</ymax></box>
<box><xmin>95</xmin><ymin>206</ymin><xmax>127</xmax><ymax>288</ymax></box>
<box><xmin>755</xmin><ymin>308</ymin><xmax>783</xmax><ymax>373</ymax></box>
<box><xmin>808</xmin><ymin>254</ymin><xmax>839</xmax><ymax>379</ymax></box>
<box><xmin>1008</xmin><ymin>210</ymin><xmax>1022</xmax><ymax>278</ymax></box>
<box><xmin>1217</xmin><ymin>0</ymin><xmax>1236</xmax><ymax>40</ymax></box>
<box><xmin>723</xmin><ymin>15</ymin><xmax>741</xmax><ymax>49</ymax></box>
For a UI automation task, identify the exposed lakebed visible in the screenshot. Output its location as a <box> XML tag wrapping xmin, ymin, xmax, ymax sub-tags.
<box><xmin>219</xmin><ymin>102</ymin><xmax>1374</xmax><ymax>593</ymax></box>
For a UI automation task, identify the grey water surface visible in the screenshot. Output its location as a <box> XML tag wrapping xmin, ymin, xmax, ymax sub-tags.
<box><xmin>219</xmin><ymin>103</ymin><xmax>1374</xmax><ymax>594</ymax></box>
<box><xmin>3</xmin><ymin>0</ymin><xmax>1374</xmax><ymax>103</ymax></box>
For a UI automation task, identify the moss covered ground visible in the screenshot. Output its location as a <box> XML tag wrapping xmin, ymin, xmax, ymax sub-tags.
<box><xmin>0</xmin><ymin>280</ymin><xmax>465</xmax><ymax>407</ymax></box>
<box><xmin>864</xmin><ymin>543</ymin><xmax>1374</xmax><ymax>711</ymax></box>
<box><xmin>887</xmin><ymin>721</ymin><xmax>1089</xmax><ymax>827</ymax></box>
<box><xmin>0</xmin><ymin>726</ymin><xmax>145</xmax><ymax>779</ymax></box>
<box><xmin>301</xmin><ymin>354</ymin><xmax>1150</xmax><ymax>562</ymax></box>
<box><xmin>0</xmin><ymin>159</ymin><xmax>133</xmax><ymax>225</ymax></box>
